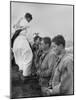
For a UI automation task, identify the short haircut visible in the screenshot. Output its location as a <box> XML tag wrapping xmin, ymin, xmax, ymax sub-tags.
<box><xmin>43</xmin><ymin>37</ymin><xmax>51</xmax><ymax>47</ymax></box>
<box><xmin>25</xmin><ymin>13</ymin><xmax>32</xmax><ymax>20</ymax></box>
<box><xmin>52</xmin><ymin>35</ymin><xmax>65</xmax><ymax>48</ymax></box>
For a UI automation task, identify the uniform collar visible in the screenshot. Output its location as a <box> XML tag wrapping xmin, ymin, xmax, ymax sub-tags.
<box><xmin>58</xmin><ymin>49</ymin><xmax>66</xmax><ymax>59</ymax></box>
<box><xmin>43</xmin><ymin>48</ymin><xmax>51</xmax><ymax>55</ymax></box>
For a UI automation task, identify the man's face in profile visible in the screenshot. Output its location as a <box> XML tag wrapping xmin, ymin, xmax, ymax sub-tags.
<box><xmin>26</xmin><ymin>17</ymin><xmax>32</xmax><ymax>23</ymax></box>
<box><xmin>40</xmin><ymin>40</ymin><xmax>48</xmax><ymax>51</ymax></box>
<box><xmin>51</xmin><ymin>42</ymin><xmax>62</xmax><ymax>55</ymax></box>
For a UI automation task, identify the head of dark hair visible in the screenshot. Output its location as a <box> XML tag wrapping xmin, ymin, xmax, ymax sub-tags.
<box><xmin>34</xmin><ymin>35</ymin><xmax>42</xmax><ymax>42</ymax></box>
<box><xmin>25</xmin><ymin>13</ymin><xmax>32</xmax><ymax>20</ymax></box>
<box><xmin>52</xmin><ymin>35</ymin><xmax>65</xmax><ymax>48</ymax></box>
<box><xmin>43</xmin><ymin>37</ymin><xmax>51</xmax><ymax>47</ymax></box>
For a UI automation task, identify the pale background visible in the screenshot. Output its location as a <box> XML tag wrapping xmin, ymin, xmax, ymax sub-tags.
<box><xmin>0</xmin><ymin>0</ymin><xmax>75</xmax><ymax>100</ymax></box>
<box><xmin>11</xmin><ymin>2</ymin><xmax>73</xmax><ymax>48</ymax></box>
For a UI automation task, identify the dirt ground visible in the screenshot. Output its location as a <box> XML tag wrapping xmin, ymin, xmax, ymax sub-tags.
<box><xmin>11</xmin><ymin>71</ymin><xmax>42</xmax><ymax>99</ymax></box>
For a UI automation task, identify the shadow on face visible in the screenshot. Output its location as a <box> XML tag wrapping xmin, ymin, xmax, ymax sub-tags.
<box><xmin>51</xmin><ymin>42</ymin><xmax>63</xmax><ymax>55</ymax></box>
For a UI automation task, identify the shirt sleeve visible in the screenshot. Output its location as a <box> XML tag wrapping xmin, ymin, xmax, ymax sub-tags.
<box><xmin>50</xmin><ymin>59</ymin><xmax>73</xmax><ymax>95</ymax></box>
<box><xmin>60</xmin><ymin>59</ymin><xmax>73</xmax><ymax>94</ymax></box>
<box><xmin>13</xmin><ymin>17</ymin><xmax>24</xmax><ymax>30</ymax></box>
<box><xmin>40</xmin><ymin>54</ymin><xmax>56</xmax><ymax>77</ymax></box>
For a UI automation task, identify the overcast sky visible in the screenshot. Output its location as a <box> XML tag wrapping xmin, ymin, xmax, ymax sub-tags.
<box><xmin>11</xmin><ymin>2</ymin><xmax>73</xmax><ymax>42</ymax></box>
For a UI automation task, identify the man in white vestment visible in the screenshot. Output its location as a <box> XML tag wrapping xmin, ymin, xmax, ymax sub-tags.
<box><xmin>13</xmin><ymin>13</ymin><xmax>33</xmax><ymax>77</ymax></box>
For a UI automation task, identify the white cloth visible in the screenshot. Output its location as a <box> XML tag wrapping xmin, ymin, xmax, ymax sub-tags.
<box><xmin>12</xmin><ymin>17</ymin><xmax>33</xmax><ymax>42</ymax></box>
<box><xmin>13</xmin><ymin>35</ymin><xmax>33</xmax><ymax>76</ymax></box>
<box><xmin>12</xmin><ymin>17</ymin><xmax>29</xmax><ymax>34</ymax></box>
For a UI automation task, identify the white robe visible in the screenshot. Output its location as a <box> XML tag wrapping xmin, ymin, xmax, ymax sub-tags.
<box><xmin>12</xmin><ymin>17</ymin><xmax>33</xmax><ymax>43</ymax></box>
<box><xmin>12</xmin><ymin>17</ymin><xmax>29</xmax><ymax>36</ymax></box>
<box><xmin>13</xmin><ymin>35</ymin><xmax>33</xmax><ymax>76</ymax></box>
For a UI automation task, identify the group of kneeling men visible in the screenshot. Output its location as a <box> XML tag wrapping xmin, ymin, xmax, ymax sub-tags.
<box><xmin>11</xmin><ymin>13</ymin><xmax>73</xmax><ymax>97</ymax></box>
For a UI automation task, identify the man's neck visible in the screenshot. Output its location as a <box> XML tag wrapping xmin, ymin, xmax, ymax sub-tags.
<box><xmin>43</xmin><ymin>47</ymin><xmax>50</xmax><ymax>54</ymax></box>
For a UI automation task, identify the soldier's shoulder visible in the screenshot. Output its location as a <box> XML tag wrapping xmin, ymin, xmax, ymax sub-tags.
<box><xmin>63</xmin><ymin>53</ymin><xmax>73</xmax><ymax>64</ymax></box>
<box><xmin>49</xmin><ymin>51</ymin><xmax>56</xmax><ymax>57</ymax></box>
<box><xmin>48</xmin><ymin>51</ymin><xmax>57</xmax><ymax>60</ymax></box>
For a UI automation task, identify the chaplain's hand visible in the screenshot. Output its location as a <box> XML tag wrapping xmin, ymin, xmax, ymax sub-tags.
<box><xmin>46</xmin><ymin>89</ymin><xmax>53</xmax><ymax>95</ymax></box>
<box><xmin>42</xmin><ymin>87</ymin><xmax>53</xmax><ymax>96</ymax></box>
<box><xmin>52</xmin><ymin>83</ymin><xmax>61</xmax><ymax>94</ymax></box>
